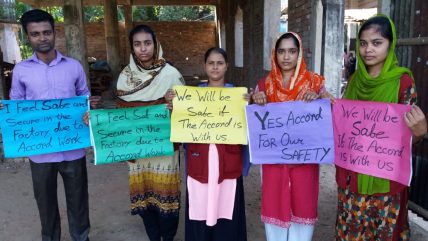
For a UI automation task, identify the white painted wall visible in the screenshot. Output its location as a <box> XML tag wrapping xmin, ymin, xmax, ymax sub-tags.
<box><xmin>312</xmin><ymin>0</ymin><xmax>323</xmax><ymax>74</ymax></box>
<box><xmin>234</xmin><ymin>7</ymin><xmax>244</xmax><ymax>67</ymax></box>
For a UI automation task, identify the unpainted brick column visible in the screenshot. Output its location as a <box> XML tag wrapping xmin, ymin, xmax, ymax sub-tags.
<box><xmin>104</xmin><ymin>0</ymin><xmax>121</xmax><ymax>91</ymax></box>
<box><xmin>217</xmin><ymin>0</ymin><xmax>238</xmax><ymax>85</ymax></box>
<box><xmin>123</xmin><ymin>4</ymin><xmax>133</xmax><ymax>61</ymax></box>
<box><xmin>288</xmin><ymin>0</ymin><xmax>314</xmax><ymax>70</ymax></box>
<box><xmin>242</xmin><ymin>0</ymin><xmax>265</xmax><ymax>88</ymax></box>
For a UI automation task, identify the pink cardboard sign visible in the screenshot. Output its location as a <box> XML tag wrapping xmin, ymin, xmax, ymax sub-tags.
<box><xmin>333</xmin><ymin>99</ymin><xmax>412</xmax><ymax>186</ymax></box>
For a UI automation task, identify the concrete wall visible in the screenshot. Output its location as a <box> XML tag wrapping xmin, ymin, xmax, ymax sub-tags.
<box><xmin>54</xmin><ymin>21</ymin><xmax>216</xmax><ymax>78</ymax></box>
<box><xmin>322</xmin><ymin>0</ymin><xmax>345</xmax><ymax>97</ymax></box>
<box><xmin>263</xmin><ymin>0</ymin><xmax>281</xmax><ymax>71</ymax></box>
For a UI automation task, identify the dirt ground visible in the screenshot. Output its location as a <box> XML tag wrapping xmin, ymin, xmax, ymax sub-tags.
<box><xmin>1</xmin><ymin>150</ymin><xmax>427</xmax><ymax>241</ymax></box>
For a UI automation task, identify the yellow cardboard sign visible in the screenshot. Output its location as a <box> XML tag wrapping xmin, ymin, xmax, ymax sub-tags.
<box><xmin>171</xmin><ymin>86</ymin><xmax>248</xmax><ymax>144</ymax></box>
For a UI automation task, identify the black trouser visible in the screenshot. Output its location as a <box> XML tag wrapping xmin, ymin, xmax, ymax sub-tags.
<box><xmin>30</xmin><ymin>157</ymin><xmax>90</xmax><ymax>241</ymax></box>
<box><xmin>185</xmin><ymin>176</ymin><xmax>247</xmax><ymax>241</ymax></box>
<box><xmin>140</xmin><ymin>209</ymin><xmax>179</xmax><ymax>241</ymax></box>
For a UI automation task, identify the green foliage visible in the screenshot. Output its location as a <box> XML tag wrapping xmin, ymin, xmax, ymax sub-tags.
<box><xmin>0</xmin><ymin>7</ymin><xmax>5</xmax><ymax>20</ymax></box>
<box><xmin>41</xmin><ymin>7</ymin><xmax>64</xmax><ymax>22</ymax></box>
<box><xmin>16</xmin><ymin>26</ymin><xmax>32</xmax><ymax>59</ymax></box>
<box><xmin>16</xmin><ymin>2</ymin><xmax>63</xmax><ymax>22</ymax></box>
<box><xmin>158</xmin><ymin>6</ymin><xmax>198</xmax><ymax>21</ymax></box>
<box><xmin>161</xmin><ymin>6</ymin><xmax>215</xmax><ymax>21</ymax></box>
<box><xmin>196</xmin><ymin>6</ymin><xmax>215</xmax><ymax>21</ymax></box>
<box><xmin>19</xmin><ymin>40</ymin><xmax>33</xmax><ymax>59</ymax></box>
<box><xmin>15</xmin><ymin>2</ymin><xmax>32</xmax><ymax>21</ymax></box>
<box><xmin>133</xmin><ymin>6</ymin><xmax>159</xmax><ymax>21</ymax></box>
<box><xmin>15</xmin><ymin>3</ymin><xmax>214</xmax><ymax>23</ymax></box>
<box><xmin>15</xmin><ymin>2</ymin><xmax>33</xmax><ymax>60</ymax></box>
<box><xmin>84</xmin><ymin>6</ymin><xmax>104</xmax><ymax>22</ymax></box>
<box><xmin>133</xmin><ymin>5</ymin><xmax>214</xmax><ymax>22</ymax></box>
<box><xmin>117</xmin><ymin>6</ymin><xmax>125</xmax><ymax>22</ymax></box>
<box><xmin>83</xmin><ymin>6</ymin><xmax>125</xmax><ymax>23</ymax></box>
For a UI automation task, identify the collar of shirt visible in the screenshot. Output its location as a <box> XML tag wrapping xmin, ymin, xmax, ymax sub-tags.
<box><xmin>28</xmin><ymin>50</ymin><xmax>66</xmax><ymax>67</ymax></box>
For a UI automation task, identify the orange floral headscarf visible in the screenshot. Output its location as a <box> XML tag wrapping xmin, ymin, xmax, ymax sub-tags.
<box><xmin>265</xmin><ymin>32</ymin><xmax>324</xmax><ymax>102</ymax></box>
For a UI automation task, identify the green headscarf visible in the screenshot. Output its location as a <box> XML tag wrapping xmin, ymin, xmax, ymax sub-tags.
<box><xmin>344</xmin><ymin>15</ymin><xmax>413</xmax><ymax>195</ymax></box>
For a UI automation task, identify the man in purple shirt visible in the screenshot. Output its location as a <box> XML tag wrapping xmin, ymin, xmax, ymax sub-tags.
<box><xmin>9</xmin><ymin>9</ymin><xmax>91</xmax><ymax>241</ymax></box>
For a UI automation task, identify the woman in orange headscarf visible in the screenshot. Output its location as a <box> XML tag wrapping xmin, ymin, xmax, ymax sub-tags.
<box><xmin>252</xmin><ymin>32</ymin><xmax>330</xmax><ymax>241</ymax></box>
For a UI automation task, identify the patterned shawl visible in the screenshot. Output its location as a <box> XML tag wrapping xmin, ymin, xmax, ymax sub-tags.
<box><xmin>116</xmin><ymin>43</ymin><xmax>184</xmax><ymax>102</ymax></box>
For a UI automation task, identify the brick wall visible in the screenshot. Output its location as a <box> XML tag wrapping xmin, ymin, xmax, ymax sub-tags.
<box><xmin>54</xmin><ymin>21</ymin><xmax>216</xmax><ymax>78</ymax></box>
<box><xmin>288</xmin><ymin>0</ymin><xmax>313</xmax><ymax>69</ymax></box>
<box><xmin>346</xmin><ymin>0</ymin><xmax>377</xmax><ymax>9</ymax></box>
<box><xmin>141</xmin><ymin>22</ymin><xmax>217</xmax><ymax>78</ymax></box>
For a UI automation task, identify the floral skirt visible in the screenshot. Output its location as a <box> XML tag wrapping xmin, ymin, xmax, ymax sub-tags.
<box><xmin>128</xmin><ymin>151</ymin><xmax>180</xmax><ymax>217</ymax></box>
<box><xmin>335</xmin><ymin>186</ymin><xmax>410</xmax><ymax>241</ymax></box>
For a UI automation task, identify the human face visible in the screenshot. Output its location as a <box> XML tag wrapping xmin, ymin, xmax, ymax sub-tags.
<box><xmin>276</xmin><ymin>38</ymin><xmax>299</xmax><ymax>73</ymax></box>
<box><xmin>204</xmin><ymin>52</ymin><xmax>228</xmax><ymax>83</ymax></box>
<box><xmin>26</xmin><ymin>21</ymin><xmax>55</xmax><ymax>54</ymax></box>
<box><xmin>132</xmin><ymin>31</ymin><xmax>155</xmax><ymax>66</ymax></box>
<box><xmin>359</xmin><ymin>27</ymin><xmax>390</xmax><ymax>71</ymax></box>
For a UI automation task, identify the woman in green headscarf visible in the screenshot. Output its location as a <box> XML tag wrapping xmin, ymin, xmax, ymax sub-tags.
<box><xmin>335</xmin><ymin>15</ymin><xmax>427</xmax><ymax>240</ymax></box>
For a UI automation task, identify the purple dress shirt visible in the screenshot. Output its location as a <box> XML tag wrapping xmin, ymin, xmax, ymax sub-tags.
<box><xmin>10</xmin><ymin>51</ymin><xmax>90</xmax><ymax>163</ymax></box>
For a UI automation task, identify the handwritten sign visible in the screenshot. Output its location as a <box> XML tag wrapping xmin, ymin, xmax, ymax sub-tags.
<box><xmin>0</xmin><ymin>96</ymin><xmax>90</xmax><ymax>158</ymax></box>
<box><xmin>246</xmin><ymin>99</ymin><xmax>334</xmax><ymax>164</ymax></box>
<box><xmin>90</xmin><ymin>104</ymin><xmax>173</xmax><ymax>165</ymax></box>
<box><xmin>333</xmin><ymin>99</ymin><xmax>412</xmax><ymax>186</ymax></box>
<box><xmin>170</xmin><ymin>86</ymin><xmax>248</xmax><ymax>144</ymax></box>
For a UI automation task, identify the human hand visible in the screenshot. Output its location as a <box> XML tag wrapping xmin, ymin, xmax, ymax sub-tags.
<box><xmin>82</xmin><ymin>111</ymin><xmax>90</xmax><ymax>126</ymax></box>
<box><xmin>89</xmin><ymin>96</ymin><xmax>102</xmax><ymax>109</ymax></box>
<box><xmin>301</xmin><ymin>91</ymin><xmax>319</xmax><ymax>102</ymax></box>
<box><xmin>164</xmin><ymin>89</ymin><xmax>176</xmax><ymax>110</ymax></box>
<box><xmin>243</xmin><ymin>88</ymin><xmax>254</xmax><ymax>102</ymax></box>
<box><xmin>320</xmin><ymin>91</ymin><xmax>336</xmax><ymax>104</ymax></box>
<box><xmin>404</xmin><ymin>105</ymin><xmax>427</xmax><ymax>143</ymax></box>
<box><xmin>252</xmin><ymin>91</ymin><xmax>267</xmax><ymax>105</ymax></box>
